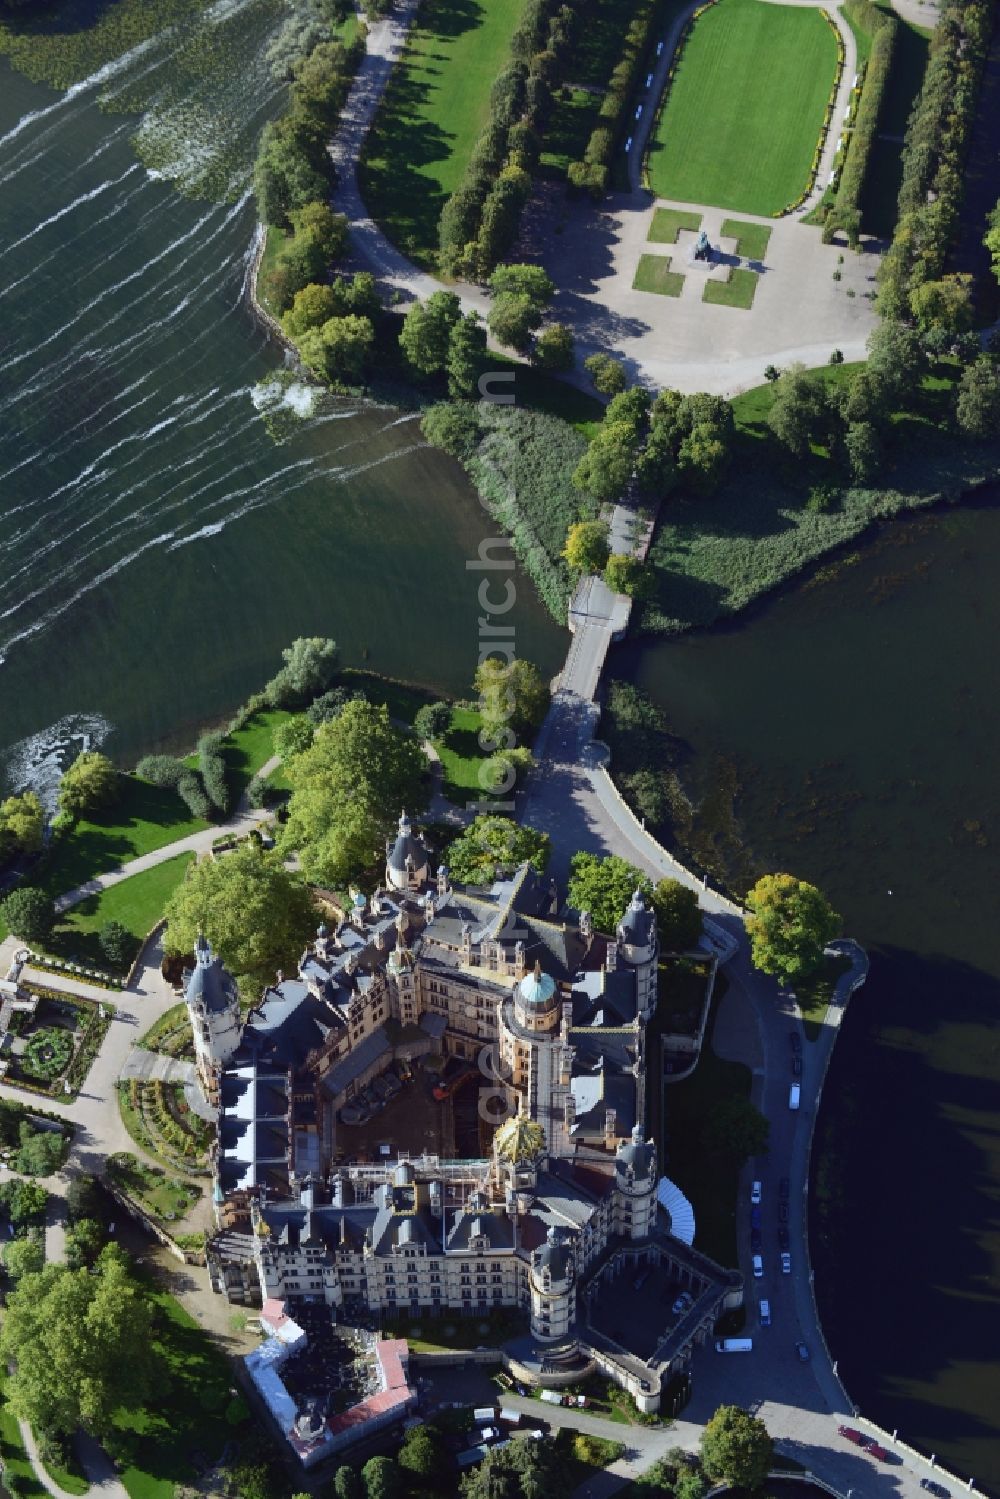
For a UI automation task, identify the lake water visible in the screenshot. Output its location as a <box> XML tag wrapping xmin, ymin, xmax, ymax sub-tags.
<box><xmin>0</xmin><ymin>60</ymin><xmax>564</xmax><ymax>797</ymax></box>
<box><xmin>621</xmin><ymin>502</ymin><xmax>1000</xmax><ymax>1491</ymax></box>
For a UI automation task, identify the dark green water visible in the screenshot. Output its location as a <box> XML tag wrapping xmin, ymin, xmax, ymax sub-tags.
<box><xmin>622</xmin><ymin>504</ymin><xmax>1000</xmax><ymax>1490</ymax></box>
<box><xmin>0</xmin><ymin>62</ymin><xmax>563</xmax><ymax>798</ymax></box>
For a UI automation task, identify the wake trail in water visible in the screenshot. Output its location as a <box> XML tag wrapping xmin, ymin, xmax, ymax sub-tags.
<box><xmin>0</xmin><ymin>33</ymin><xmax>161</xmax><ymax>155</ymax></box>
<box><xmin>1</xmin><ymin>166</ymin><xmax>141</xmax><ymax>258</ymax></box>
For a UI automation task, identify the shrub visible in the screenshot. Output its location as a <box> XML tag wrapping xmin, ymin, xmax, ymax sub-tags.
<box><xmin>198</xmin><ymin>731</ymin><xmax>230</xmax><ymax>817</ymax></box>
<box><xmin>99</xmin><ymin>921</ymin><xmax>134</xmax><ymax>969</ymax></box>
<box><xmin>136</xmin><ymin>755</ymin><xmax>185</xmax><ymax>789</ymax></box>
<box><xmin>0</xmin><ymin>887</ymin><xmax>54</xmax><ymax>943</ymax></box>
<box><xmin>177</xmin><ymin>770</ymin><xmax>213</xmax><ymax>821</ymax></box>
<box><xmin>413</xmin><ymin>702</ymin><xmax>454</xmax><ymax>741</ymax></box>
<box><xmin>831</xmin><ymin>6</ymin><xmax>898</xmax><ymax>231</ymax></box>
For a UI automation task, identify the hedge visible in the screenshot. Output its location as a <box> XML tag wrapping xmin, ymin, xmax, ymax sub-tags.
<box><xmin>831</xmin><ymin>0</ymin><xmax>898</xmax><ymax>233</ymax></box>
<box><xmin>877</xmin><ymin>0</ymin><xmax>993</xmax><ymax>317</ymax></box>
<box><xmin>197</xmin><ymin>731</ymin><xmax>230</xmax><ymax>817</ymax></box>
<box><xmin>570</xmin><ymin>0</ymin><xmax>676</xmax><ymax>194</ymax></box>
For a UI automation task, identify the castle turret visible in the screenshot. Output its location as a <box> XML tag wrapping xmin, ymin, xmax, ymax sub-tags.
<box><xmin>614</xmin><ymin>1123</ymin><xmax>657</xmax><ymax>1240</ymax></box>
<box><xmin>385</xmin><ymin>811</ymin><xmax>430</xmax><ymax>892</ymax></box>
<box><xmin>184</xmin><ymin>935</ymin><xmax>241</xmax><ymax>1103</ymax></box>
<box><xmin>616</xmin><ymin>889</ymin><xmax>658</xmax><ymax>1020</ymax></box>
<box><xmin>529</xmin><ymin>1226</ymin><xmax>575</xmax><ymax>1345</ymax></box>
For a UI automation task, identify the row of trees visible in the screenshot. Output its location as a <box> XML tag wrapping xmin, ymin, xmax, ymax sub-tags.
<box><xmin>824</xmin><ymin>0</ymin><xmax>899</xmax><ymax>246</ymax></box>
<box><xmin>572</xmin><ymin>385</ymin><xmax>733</xmax><ymax>505</ymax></box>
<box><xmin>876</xmin><ymin>0</ymin><xmax>993</xmax><ymax>325</ymax></box>
<box><xmin>438</xmin><ymin>0</ymin><xmax>578</xmax><ymax>277</ymax></box>
<box><xmin>568</xmin><ymin>0</ymin><xmax>663</xmax><ymax>198</ymax></box>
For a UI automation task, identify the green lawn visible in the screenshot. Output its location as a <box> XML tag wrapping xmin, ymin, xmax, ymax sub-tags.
<box><xmin>255</xmin><ymin>224</ymin><xmax>288</xmax><ymax>321</ymax></box>
<box><xmin>50</xmin><ymin>855</ymin><xmax>195</xmax><ymax>970</ymax></box>
<box><xmin>720</xmin><ymin>217</ymin><xmax>772</xmax><ymax>261</ymax></box>
<box><xmin>646</xmin><ymin>0</ymin><xmax>838</xmax><ymax>215</ymax></box>
<box><xmin>664</xmin><ymin>994</ymin><xmax>752</xmax><ymax>1267</ymax></box>
<box><xmin>859</xmin><ymin>16</ymin><xmax>930</xmax><ymax>238</ymax></box>
<box><xmin>434</xmin><ymin>706</ymin><xmax>490</xmax><ymax>803</ymax></box>
<box><xmin>795</xmin><ymin>952</ymin><xmax>851</xmax><ymax>1039</ymax></box>
<box><xmin>220</xmin><ymin>709</ymin><xmax>292</xmax><ymax>801</ymax></box>
<box><xmin>539</xmin><ymin>87</ymin><xmax>597</xmax><ymax>174</ymax></box>
<box><xmin>633</xmin><ymin>253</ymin><xmax>685</xmax><ymax>297</ymax></box>
<box><xmin>359</xmin><ymin>0</ymin><xmax>528</xmax><ymax>268</ymax></box>
<box><xmin>703</xmin><ymin>266</ymin><xmax>759</xmax><ymax>308</ymax></box>
<box><xmin>648</xmin><ymin>207</ymin><xmax>702</xmax><ymax>243</ymax></box>
<box><xmin>0</xmin><ymin>1370</ymin><xmax>47</xmax><ymax>1499</ymax></box>
<box><xmin>36</xmin><ymin>775</ymin><xmax>206</xmax><ymax>906</ymax></box>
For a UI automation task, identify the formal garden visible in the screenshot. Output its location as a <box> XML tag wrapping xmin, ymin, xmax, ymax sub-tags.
<box><xmin>117</xmin><ymin>1077</ymin><xmax>213</xmax><ymax>1174</ymax></box>
<box><xmin>1</xmin><ymin>991</ymin><xmax>111</xmax><ymax>1100</ymax></box>
<box><xmin>106</xmin><ymin>1151</ymin><xmax>203</xmax><ymax>1230</ymax></box>
<box><xmin>646</xmin><ymin>0</ymin><xmax>839</xmax><ymax>215</ymax></box>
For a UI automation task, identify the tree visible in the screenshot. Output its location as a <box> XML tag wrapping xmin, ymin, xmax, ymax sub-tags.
<box><xmin>572</xmin><ymin>422</ymin><xmax>638</xmax><ymax>501</ymax></box>
<box><xmin>287</xmin><ymin>201</ymin><xmax>348</xmax><ymax>268</ymax></box>
<box><xmin>584</xmin><ymin>352</ymin><xmax>627</xmax><ymax>396</ymax></box>
<box><xmin>163</xmin><ymin>841</ymin><xmax>317</xmax><ymax>992</ymax></box>
<box><xmin>65</xmin><ymin>1218</ymin><xmax>107</xmax><ymax>1270</ymax></box>
<box><xmin>488</xmin><ymin>292</ymin><xmax>542</xmax><ymax>351</ymax></box>
<box><xmin>447</xmin><ymin>312</ymin><xmax>488</xmax><ymax>397</ymax></box>
<box><xmin>956</xmin><ymin>357</ymin><xmax>1000</xmax><ymax>440</ymax></box>
<box><xmin>534</xmin><ymin>323</ymin><xmax>574</xmax><ymax>371</ymax></box>
<box><xmin>487</xmin><ymin>264</ymin><xmax>554</xmax><ymax>306</ymax></box>
<box><xmin>282</xmin><ymin>701</ymin><xmax>428</xmax><ymax>886</ymax></box>
<box><xmin>16</xmin><ymin>1124</ymin><xmax>66</xmax><ymax>1177</ymax></box>
<box><xmin>461</xmin><ymin>1431</ymin><xmax>565</xmax><ymax>1499</ymax></box>
<box><xmin>445</xmin><ymin>816</ymin><xmax>550</xmax><ymax>885</ymax></box>
<box><xmin>57</xmin><ymin>751</ymin><xmax>117</xmax><ymax>820</ymax></box>
<box><xmin>263</xmin><ymin>636</ymin><xmax>336</xmax><ymax>707</ymax></box>
<box><xmin>985</xmin><ymin>200</ymin><xmax>1000</xmax><ymax>284</ymax></box>
<box><xmin>766</xmin><ymin>365</ymin><xmax>828</xmax><ymax>458</ymax></box>
<box><xmin>273</xmin><ymin>715</ymin><xmax>315</xmax><ymax>761</ymax></box>
<box><xmin>0</xmin><ymin>1247</ymin><xmax>155</xmax><ymax>1438</ymax></box>
<box><xmin>399</xmin><ymin>1423</ymin><xmax>449</xmax><ymax>1485</ymax></box>
<box><xmin>306</xmin><ymin>686</ymin><xmax>365</xmax><ymax>726</ymax></box>
<box><xmin>909</xmin><ymin>273</ymin><xmax>975</xmax><ymax>333</ymax></box>
<box><xmin>651</xmin><ymin>879</ymin><xmax>702</xmax><ymax>952</ymax></box>
<box><xmin>474</xmin><ymin>658</ymin><xmax>549</xmax><ymax>741</ymax></box>
<box><xmin>563</xmin><ymin>519</ymin><xmax>610</xmax><ymax>574</ymax></box>
<box><xmin>334</xmin><ymin>1465</ymin><xmax>361</xmax><ymax>1499</ymax></box>
<box><xmin>421</xmin><ymin>401</ymin><xmax>482</xmax><ymax>461</ymax></box>
<box><xmin>3</xmin><ymin>1231</ymin><xmax>44</xmax><ymax>1281</ymax></box>
<box><xmin>281</xmin><ymin>282</ymin><xmax>340</xmax><ymax>338</ymax></box>
<box><xmin>99</xmin><ymin>920</ymin><xmax>133</xmax><ymax>969</ymax></box>
<box><xmin>413</xmin><ymin>701</ymin><xmax>453</xmax><ymax>741</ymax></box>
<box><xmin>399</xmin><ymin>291</ymin><xmax>462</xmax><ymax>376</ymax></box>
<box><xmin>361</xmin><ymin>1456</ymin><xmax>400</xmax><ymax>1499</ymax></box>
<box><xmin>0</xmin><ymin>791</ymin><xmax>44</xmax><ymax>863</ymax></box>
<box><xmin>604</xmin><ymin>554</ymin><xmax>652</xmax><ymax>598</ymax></box>
<box><xmin>0</xmin><ymin>887</ymin><xmax>54</xmax><ymax>944</ymax></box>
<box><xmin>0</xmin><ymin>1179</ymin><xmax>47</xmax><ymax>1227</ymax></box>
<box><xmin>839</xmin><ymin>368</ymin><xmax>888</xmax><ymax>427</ymax></box>
<box><xmin>299</xmin><ymin>315</ymin><xmax>375</xmax><ymax>384</ymax></box>
<box><xmin>700</xmin><ymin>1406</ymin><xmax>773</xmax><ymax>1490</ymax></box>
<box><xmin>865</xmin><ymin>320</ymin><xmax>925</xmax><ymax>404</ymax></box>
<box><xmin>843</xmin><ymin>419</ymin><xmax>882</xmax><ymax>482</ymax></box>
<box><xmin>745</xmin><ymin>873</ymin><xmax>840</xmax><ymax>981</ymax></box>
<box><xmin>702</xmin><ymin>1095</ymin><xmax>770</xmax><ymax>1162</ymax></box>
<box><xmin>567</xmin><ymin>852</ymin><xmax>652</xmax><ymax>934</ymax></box>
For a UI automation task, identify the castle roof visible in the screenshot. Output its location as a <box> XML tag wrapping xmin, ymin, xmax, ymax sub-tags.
<box><xmin>387</xmin><ymin>811</ymin><xmax>428</xmax><ymax>876</ymax></box>
<box><xmin>184</xmin><ymin>935</ymin><xmax>236</xmax><ymax>1015</ymax></box>
<box><xmin>519</xmin><ymin>961</ymin><xmax>556</xmax><ymax>1006</ymax></box>
<box><xmin>618</xmin><ymin>888</ymin><xmax>655</xmax><ymax>945</ymax></box>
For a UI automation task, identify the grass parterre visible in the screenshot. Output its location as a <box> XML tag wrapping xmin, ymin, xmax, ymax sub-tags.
<box><xmin>646</xmin><ymin>0</ymin><xmax>838</xmax><ymax>216</ymax></box>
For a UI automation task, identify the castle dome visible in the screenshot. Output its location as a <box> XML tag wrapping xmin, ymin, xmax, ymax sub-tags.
<box><xmin>518</xmin><ymin>960</ymin><xmax>556</xmax><ymax>1006</ymax></box>
<box><xmin>617</xmin><ymin>888</ymin><xmax>654</xmax><ymax>944</ymax></box>
<box><xmin>494</xmin><ymin>1113</ymin><xmax>545</xmax><ymax>1165</ymax></box>
<box><xmin>184</xmin><ymin>936</ymin><xmax>237</xmax><ymax>1015</ymax></box>
<box><xmin>535</xmin><ymin>1225</ymin><xmax>571</xmax><ymax>1279</ymax></box>
<box><xmin>386</xmin><ymin>810</ymin><xmax>429</xmax><ymax>889</ymax></box>
<box><xmin>616</xmin><ymin>1122</ymin><xmax>655</xmax><ymax>1179</ymax></box>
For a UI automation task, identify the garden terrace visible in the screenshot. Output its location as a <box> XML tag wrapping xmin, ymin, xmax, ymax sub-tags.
<box><xmin>107</xmin><ymin>1150</ymin><xmax>203</xmax><ymax>1228</ymax></box>
<box><xmin>646</xmin><ymin>0</ymin><xmax>839</xmax><ymax>215</ymax></box>
<box><xmin>360</xmin><ymin>0</ymin><xmax>529</xmax><ymax>267</ymax></box>
<box><xmin>1</xmin><ymin>989</ymin><xmax>110</xmax><ymax>1100</ymax></box>
<box><xmin>118</xmin><ymin>1078</ymin><xmax>212</xmax><ymax>1174</ymax></box>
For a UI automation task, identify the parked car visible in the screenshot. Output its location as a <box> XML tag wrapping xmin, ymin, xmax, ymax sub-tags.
<box><xmin>779</xmin><ymin>1177</ymin><xmax>790</xmax><ymax>1201</ymax></box>
<box><xmin>779</xmin><ymin>1226</ymin><xmax>790</xmax><ymax>1250</ymax></box>
<box><xmin>671</xmin><ymin>1291</ymin><xmax>694</xmax><ymax>1315</ymax></box>
<box><xmin>780</xmin><ymin>1252</ymin><xmax>791</xmax><ymax>1274</ymax></box>
<box><xmin>866</xmin><ymin>1442</ymin><xmax>890</xmax><ymax>1462</ymax></box>
<box><xmin>791</xmin><ymin>1055</ymin><xmax>802</xmax><ymax>1077</ymax></box>
<box><xmin>838</xmin><ymin>1426</ymin><xmax>866</xmax><ymax>1446</ymax></box>
<box><xmin>788</xmin><ymin>1083</ymin><xmax>801</xmax><ymax>1110</ymax></box>
<box><xmin>750</xmin><ymin>1180</ymin><xmax>762</xmax><ymax>1205</ymax></box>
<box><xmin>790</xmin><ymin>1031</ymin><xmax>802</xmax><ymax>1054</ymax></box>
<box><xmin>759</xmin><ymin>1298</ymin><xmax>771</xmax><ymax>1327</ymax></box>
<box><xmin>920</xmin><ymin>1481</ymin><xmax>950</xmax><ymax>1497</ymax></box>
<box><xmin>779</xmin><ymin>1202</ymin><xmax>789</xmax><ymax>1223</ymax></box>
<box><xmin>752</xmin><ymin>1254</ymin><xmax>763</xmax><ymax>1278</ymax></box>
<box><xmin>795</xmin><ymin>1341</ymin><xmax>810</xmax><ymax>1362</ymax></box>
<box><xmin>750</xmin><ymin>1206</ymin><xmax>762</xmax><ymax>1229</ymax></box>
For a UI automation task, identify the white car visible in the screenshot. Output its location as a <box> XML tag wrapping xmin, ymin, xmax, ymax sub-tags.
<box><xmin>752</xmin><ymin>1254</ymin><xmax>763</xmax><ymax>1278</ymax></box>
<box><xmin>780</xmin><ymin>1252</ymin><xmax>792</xmax><ymax>1275</ymax></box>
<box><xmin>751</xmin><ymin>1180</ymin><xmax>762</xmax><ymax>1205</ymax></box>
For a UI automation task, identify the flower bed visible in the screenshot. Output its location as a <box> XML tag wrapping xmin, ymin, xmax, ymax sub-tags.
<box><xmin>20</xmin><ymin>1026</ymin><xmax>74</xmax><ymax>1081</ymax></box>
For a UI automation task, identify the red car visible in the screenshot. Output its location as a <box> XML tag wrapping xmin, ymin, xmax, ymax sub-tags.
<box><xmin>838</xmin><ymin>1426</ymin><xmax>866</xmax><ymax>1446</ymax></box>
<box><xmin>866</xmin><ymin>1442</ymin><xmax>890</xmax><ymax>1462</ymax></box>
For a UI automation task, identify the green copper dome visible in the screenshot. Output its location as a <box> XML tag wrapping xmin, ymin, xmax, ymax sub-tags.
<box><xmin>519</xmin><ymin>960</ymin><xmax>556</xmax><ymax>1005</ymax></box>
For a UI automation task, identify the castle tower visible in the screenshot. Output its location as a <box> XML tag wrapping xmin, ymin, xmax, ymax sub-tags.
<box><xmin>529</xmin><ymin>1226</ymin><xmax>576</xmax><ymax>1345</ymax></box>
<box><xmin>184</xmin><ymin>935</ymin><xmax>241</xmax><ymax>1103</ymax></box>
<box><xmin>499</xmin><ymin>963</ymin><xmax>574</xmax><ymax>1153</ymax></box>
<box><xmin>616</xmin><ymin>889</ymin><xmax>659</xmax><ymax>1021</ymax></box>
<box><xmin>385</xmin><ymin>811</ymin><xmax>430</xmax><ymax>892</ymax></box>
<box><xmin>614</xmin><ymin>1123</ymin><xmax>657</xmax><ymax>1241</ymax></box>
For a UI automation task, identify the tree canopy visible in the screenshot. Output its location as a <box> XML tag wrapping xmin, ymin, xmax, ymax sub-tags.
<box><xmin>702</xmin><ymin>1095</ymin><xmax>770</xmax><ymax>1163</ymax></box>
<box><xmin>58</xmin><ymin>752</ymin><xmax>118</xmax><ymax>820</ymax></box>
<box><xmin>651</xmin><ymin>879</ymin><xmax>703</xmax><ymax>952</ymax></box>
<box><xmin>361</xmin><ymin>1455</ymin><xmax>400</xmax><ymax>1499</ymax></box>
<box><xmin>282</xmin><ymin>700</ymin><xmax>428</xmax><ymax>886</ymax></box>
<box><xmin>0</xmin><ymin>791</ymin><xmax>44</xmax><ymax>863</ymax></box>
<box><xmin>700</xmin><ymin>1405</ymin><xmax>773</xmax><ymax>1490</ymax></box>
<box><xmin>163</xmin><ymin>842</ymin><xmax>317</xmax><ymax>993</ymax></box>
<box><xmin>567</xmin><ymin>852</ymin><xmax>652</xmax><ymax>934</ymax></box>
<box><xmin>263</xmin><ymin>636</ymin><xmax>336</xmax><ymax>707</ymax></box>
<box><xmin>745</xmin><ymin>873</ymin><xmax>840</xmax><ymax>981</ymax></box>
<box><xmin>445</xmin><ymin>816</ymin><xmax>550</xmax><ymax>885</ymax></box>
<box><xmin>563</xmin><ymin>520</ymin><xmax>611</xmax><ymax>574</ymax></box>
<box><xmin>461</xmin><ymin>1432</ymin><xmax>568</xmax><ymax>1499</ymax></box>
<box><xmin>475</xmin><ymin>658</ymin><xmax>549</xmax><ymax>743</ymax></box>
<box><xmin>0</xmin><ymin>1247</ymin><xmax>155</xmax><ymax>1439</ymax></box>
<box><xmin>0</xmin><ymin>887</ymin><xmax>54</xmax><ymax>944</ymax></box>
